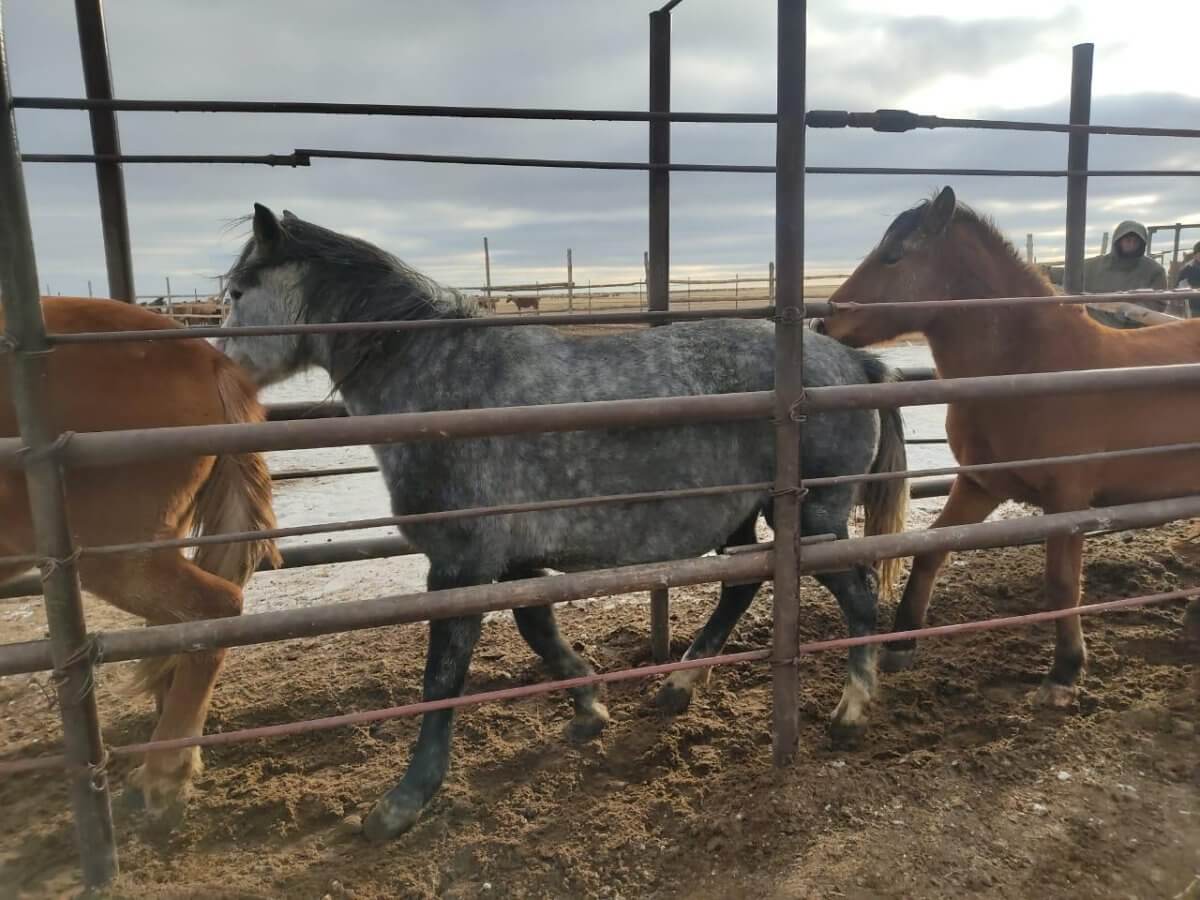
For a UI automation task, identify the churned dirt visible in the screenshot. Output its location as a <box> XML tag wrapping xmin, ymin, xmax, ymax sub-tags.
<box><xmin>1</xmin><ymin>518</ymin><xmax>1197</xmax><ymax>899</ymax></box>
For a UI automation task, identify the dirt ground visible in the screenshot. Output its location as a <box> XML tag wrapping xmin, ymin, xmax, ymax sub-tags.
<box><xmin>1</xmin><ymin>519</ymin><xmax>1197</xmax><ymax>899</ymax></box>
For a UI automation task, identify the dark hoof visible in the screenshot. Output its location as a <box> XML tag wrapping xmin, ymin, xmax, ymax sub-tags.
<box><xmin>654</xmin><ymin>682</ymin><xmax>694</xmax><ymax>716</ymax></box>
<box><xmin>828</xmin><ymin>717</ymin><xmax>867</xmax><ymax>750</ymax></box>
<box><xmin>879</xmin><ymin>646</ymin><xmax>917</xmax><ymax>673</ymax></box>
<box><xmin>565</xmin><ymin>703</ymin><xmax>610</xmax><ymax>743</ymax></box>
<box><xmin>363</xmin><ymin>789</ymin><xmax>425</xmax><ymax>842</ymax></box>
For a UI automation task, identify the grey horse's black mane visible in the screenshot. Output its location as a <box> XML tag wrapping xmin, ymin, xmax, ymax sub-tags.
<box><xmin>229</xmin><ymin>212</ymin><xmax>480</xmax><ymax>390</ymax></box>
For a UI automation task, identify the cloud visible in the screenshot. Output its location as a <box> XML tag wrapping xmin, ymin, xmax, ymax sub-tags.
<box><xmin>4</xmin><ymin>2</ymin><xmax>1198</xmax><ymax>296</ymax></box>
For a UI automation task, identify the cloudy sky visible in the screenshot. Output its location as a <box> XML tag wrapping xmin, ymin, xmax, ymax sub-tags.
<box><xmin>6</xmin><ymin>0</ymin><xmax>1199</xmax><ymax>299</ymax></box>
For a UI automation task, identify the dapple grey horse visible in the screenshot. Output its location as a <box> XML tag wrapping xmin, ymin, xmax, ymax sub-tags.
<box><xmin>216</xmin><ymin>204</ymin><xmax>909</xmax><ymax>841</ymax></box>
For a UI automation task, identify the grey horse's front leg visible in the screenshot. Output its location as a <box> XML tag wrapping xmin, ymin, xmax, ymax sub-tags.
<box><xmin>364</xmin><ymin>601</ymin><xmax>482</xmax><ymax>842</ymax></box>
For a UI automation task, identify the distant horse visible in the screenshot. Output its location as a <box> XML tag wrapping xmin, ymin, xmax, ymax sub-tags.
<box><xmin>817</xmin><ymin>186</ymin><xmax>1200</xmax><ymax>706</ymax></box>
<box><xmin>0</xmin><ymin>297</ymin><xmax>280</xmax><ymax>821</ymax></box>
<box><xmin>217</xmin><ymin>204</ymin><xmax>909</xmax><ymax>841</ymax></box>
<box><xmin>507</xmin><ymin>294</ymin><xmax>539</xmax><ymax>311</ymax></box>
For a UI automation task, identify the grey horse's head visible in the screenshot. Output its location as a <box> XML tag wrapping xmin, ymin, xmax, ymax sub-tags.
<box><xmin>217</xmin><ymin>204</ymin><xmax>473</xmax><ymax>388</ymax></box>
<box><xmin>216</xmin><ymin>204</ymin><xmax>314</xmax><ymax>386</ymax></box>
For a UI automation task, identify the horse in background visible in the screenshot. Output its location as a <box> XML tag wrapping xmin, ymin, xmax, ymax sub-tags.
<box><xmin>217</xmin><ymin>204</ymin><xmax>909</xmax><ymax>841</ymax></box>
<box><xmin>0</xmin><ymin>297</ymin><xmax>280</xmax><ymax>822</ymax></box>
<box><xmin>818</xmin><ymin>186</ymin><xmax>1200</xmax><ymax>708</ymax></box>
<box><xmin>506</xmin><ymin>294</ymin><xmax>540</xmax><ymax>311</ymax></box>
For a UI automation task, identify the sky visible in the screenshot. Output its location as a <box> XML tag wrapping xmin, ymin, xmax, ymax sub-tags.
<box><xmin>5</xmin><ymin>0</ymin><xmax>1199</xmax><ymax>299</ymax></box>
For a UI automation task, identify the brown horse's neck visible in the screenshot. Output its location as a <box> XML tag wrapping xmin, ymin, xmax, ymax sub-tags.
<box><xmin>922</xmin><ymin>230</ymin><xmax>1099</xmax><ymax>378</ymax></box>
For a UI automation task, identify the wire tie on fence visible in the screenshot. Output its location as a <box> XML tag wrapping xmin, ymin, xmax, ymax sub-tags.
<box><xmin>49</xmin><ymin>634</ymin><xmax>102</xmax><ymax>704</ymax></box>
<box><xmin>774</xmin><ymin>305</ymin><xmax>805</xmax><ymax>325</ymax></box>
<box><xmin>0</xmin><ymin>333</ymin><xmax>56</xmax><ymax>358</ymax></box>
<box><xmin>87</xmin><ymin>746</ymin><xmax>111</xmax><ymax>791</ymax></box>
<box><xmin>769</xmin><ymin>654</ymin><xmax>798</xmax><ymax>669</ymax></box>
<box><xmin>38</xmin><ymin>545</ymin><xmax>83</xmax><ymax>583</ymax></box>
<box><xmin>789</xmin><ymin>393</ymin><xmax>808</xmax><ymax>423</ymax></box>
<box><xmin>17</xmin><ymin>430</ymin><xmax>76</xmax><ymax>466</ymax></box>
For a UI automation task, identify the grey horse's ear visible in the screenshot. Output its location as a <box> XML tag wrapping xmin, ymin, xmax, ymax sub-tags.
<box><xmin>253</xmin><ymin>203</ymin><xmax>282</xmax><ymax>248</ymax></box>
<box><xmin>923</xmin><ymin>186</ymin><xmax>956</xmax><ymax>236</ymax></box>
<box><xmin>281</xmin><ymin>209</ymin><xmax>298</xmax><ymax>221</ymax></box>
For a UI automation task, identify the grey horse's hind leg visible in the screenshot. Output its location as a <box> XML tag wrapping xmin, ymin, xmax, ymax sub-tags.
<box><xmin>803</xmin><ymin>485</ymin><xmax>879</xmax><ymax>748</ymax></box>
<box><xmin>815</xmin><ymin>567</ymin><xmax>878</xmax><ymax>748</ymax></box>
<box><xmin>657</xmin><ymin>515</ymin><xmax>763</xmax><ymax>714</ymax></box>
<box><xmin>508</xmin><ymin>568</ymin><xmax>610</xmax><ymax>742</ymax></box>
<box><xmin>364</xmin><ymin>569</ymin><xmax>483</xmax><ymax>842</ymax></box>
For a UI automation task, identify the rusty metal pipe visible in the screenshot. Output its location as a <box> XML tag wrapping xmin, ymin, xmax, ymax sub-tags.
<box><xmin>4</xmin><ymin>492</ymin><xmax>1200</xmax><ymax>678</ymax></box>
<box><xmin>0</xmin><ymin>7</ymin><xmax>118</xmax><ymax>883</ymax></box>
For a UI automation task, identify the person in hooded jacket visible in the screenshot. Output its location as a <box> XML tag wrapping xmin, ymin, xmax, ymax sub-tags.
<box><xmin>1074</xmin><ymin>220</ymin><xmax>1181</xmax><ymax>327</ymax></box>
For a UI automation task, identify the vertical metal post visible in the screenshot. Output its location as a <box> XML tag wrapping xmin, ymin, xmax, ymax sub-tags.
<box><xmin>647</xmin><ymin>7</ymin><xmax>672</xmax><ymax>662</ymax></box>
<box><xmin>1026</xmin><ymin>233</ymin><xmax>1034</xmax><ymax>263</ymax></box>
<box><xmin>567</xmin><ymin>248</ymin><xmax>574</xmax><ymax>312</ymax></box>
<box><xmin>483</xmin><ymin>237</ymin><xmax>492</xmax><ymax>300</ymax></box>
<box><xmin>1062</xmin><ymin>43</ymin><xmax>1093</xmax><ymax>295</ymax></box>
<box><xmin>165</xmin><ymin>275</ymin><xmax>173</xmax><ymax>316</ymax></box>
<box><xmin>87</xmin><ymin>279</ymin><xmax>93</xmax><ymax>297</ymax></box>
<box><xmin>1100</xmin><ymin>231</ymin><xmax>1109</xmax><ymax>256</ymax></box>
<box><xmin>771</xmin><ymin>0</ymin><xmax>806</xmax><ymax>768</ymax></box>
<box><xmin>1173</xmin><ymin>223</ymin><xmax>1182</xmax><ymax>264</ymax></box>
<box><xmin>0</xmin><ymin>7</ymin><xmax>118</xmax><ymax>886</ymax></box>
<box><xmin>74</xmin><ymin>0</ymin><xmax>135</xmax><ymax>302</ymax></box>
<box><xmin>769</xmin><ymin>261</ymin><xmax>775</xmax><ymax>301</ymax></box>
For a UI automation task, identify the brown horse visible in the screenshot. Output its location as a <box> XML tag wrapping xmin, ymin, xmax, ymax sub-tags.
<box><xmin>507</xmin><ymin>294</ymin><xmax>540</xmax><ymax>311</ymax></box>
<box><xmin>0</xmin><ymin>297</ymin><xmax>280</xmax><ymax>820</ymax></box>
<box><xmin>818</xmin><ymin>186</ymin><xmax>1200</xmax><ymax>706</ymax></box>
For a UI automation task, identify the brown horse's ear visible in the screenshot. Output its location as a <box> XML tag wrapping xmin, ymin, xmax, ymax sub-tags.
<box><xmin>253</xmin><ymin>203</ymin><xmax>282</xmax><ymax>248</ymax></box>
<box><xmin>923</xmin><ymin>186</ymin><xmax>956</xmax><ymax>236</ymax></box>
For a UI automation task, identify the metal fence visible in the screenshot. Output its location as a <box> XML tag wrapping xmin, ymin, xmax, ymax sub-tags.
<box><xmin>2</xmin><ymin>0</ymin><xmax>1199</xmax><ymax>891</ymax></box>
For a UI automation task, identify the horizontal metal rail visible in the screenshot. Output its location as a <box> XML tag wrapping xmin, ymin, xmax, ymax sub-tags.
<box><xmin>3</xmin><ymin>491</ymin><xmax>1198</xmax><ymax>677</ymax></box>
<box><xmin>257</xmin><ymin>368</ymin><xmax>935</xmax><ymax>425</ymax></box>
<box><xmin>3</xmin><ymin>362</ymin><xmax>1200</xmax><ymax>471</ymax></box>
<box><xmin>0</xmin><ymin>535</ymin><xmax>419</xmax><ymax>602</ymax></box>
<box><xmin>807</xmin><ymin>108</ymin><xmax>1200</xmax><ymax>140</ymax></box>
<box><xmin>27</xmin><ymin>288</ymin><xmax>1200</xmax><ymax>349</ymax></box>
<box><xmin>0</xmin><ymin>391</ymin><xmax>776</xmax><ymax>469</ymax></box>
<box><xmin>11</xmin><ymin>95</ymin><xmax>776</xmax><ymax>124</ymax></box>
<box><xmin>829</xmin><ymin>288</ymin><xmax>1200</xmax><ymax>312</ymax></box>
<box><xmin>6</xmin><ymin>436</ymin><xmax>1197</xmax><ymax>566</ymax></box>
<box><xmin>19</xmin><ymin>149</ymin><xmax>1200</xmax><ymax>179</ymax></box>
<box><xmin>43</xmin><ymin>305</ymin><xmax>780</xmax><ymax>345</ymax></box>
<box><xmin>0</xmin><ymin>481</ymin><xmax>774</xmax><ymax>567</ymax></box>
<box><xmin>0</xmin><ymin>548</ymin><xmax>774</xmax><ymax>676</ymax></box>
<box><xmin>1</xmin><ymin>584</ymin><xmax>1188</xmax><ymax>777</ymax></box>
<box><xmin>15</xmin><ymin>97</ymin><xmax>1200</xmax><ymax>140</ymax></box>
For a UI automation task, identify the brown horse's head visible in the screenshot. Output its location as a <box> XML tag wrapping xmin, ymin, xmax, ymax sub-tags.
<box><xmin>818</xmin><ymin>186</ymin><xmax>960</xmax><ymax>347</ymax></box>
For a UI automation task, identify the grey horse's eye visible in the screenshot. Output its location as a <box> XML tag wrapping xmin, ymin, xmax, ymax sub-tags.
<box><xmin>229</xmin><ymin>289</ymin><xmax>244</xmax><ymax>301</ymax></box>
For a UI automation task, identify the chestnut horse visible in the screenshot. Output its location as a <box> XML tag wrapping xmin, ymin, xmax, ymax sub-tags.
<box><xmin>819</xmin><ymin>186</ymin><xmax>1200</xmax><ymax>707</ymax></box>
<box><xmin>0</xmin><ymin>297</ymin><xmax>280</xmax><ymax>821</ymax></box>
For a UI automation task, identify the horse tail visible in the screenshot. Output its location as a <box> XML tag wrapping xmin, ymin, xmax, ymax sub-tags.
<box><xmin>858</xmin><ymin>354</ymin><xmax>909</xmax><ymax>601</ymax></box>
<box><xmin>190</xmin><ymin>357</ymin><xmax>283</xmax><ymax>584</ymax></box>
<box><xmin>129</xmin><ymin>356</ymin><xmax>281</xmax><ymax>700</ymax></box>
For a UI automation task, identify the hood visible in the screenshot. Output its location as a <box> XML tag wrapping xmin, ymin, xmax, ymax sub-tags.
<box><xmin>1111</xmin><ymin>220</ymin><xmax>1149</xmax><ymax>255</ymax></box>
